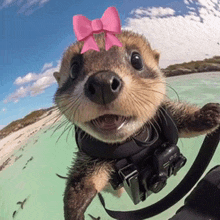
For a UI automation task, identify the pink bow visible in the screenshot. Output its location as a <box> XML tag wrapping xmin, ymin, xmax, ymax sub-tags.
<box><xmin>73</xmin><ymin>7</ymin><xmax>123</xmax><ymax>54</ymax></box>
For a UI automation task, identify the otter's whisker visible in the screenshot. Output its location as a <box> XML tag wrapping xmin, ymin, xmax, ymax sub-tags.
<box><xmin>165</xmin><ymin>83</ymin><xmax>180</xmax><ymax>101</ymax></box>
<box><xmin>51</xmin><ymin>98</ymin><xmax>82</xmax><ymax>138</ymax></box>
<box><xmin>49</xmin><ymin>112</ymin><xmax>65</xmax><ymax>132</ymax></box>
<box><xmin>56</xmin><ymin>122</ymin><xmax>75</xmax><ymax>143</ymax></box>
<box><xmin>66</xmin><ymin>123</ymin><xmax>75</xmax><ymax>143</ymax></box>
<box><xmin>52</xmin><ymin>119</ymin><xmax>70</xmax><ymax>138</ymax></box>
<box><xmin>159</xmin><ymin>105</ymin><xmax>178</xmax><ymax>133</ymax></box>
<box><xmin>131</xmin><ymin>91</ymin><xmax>163</xmax><ymax>132</ymax></box>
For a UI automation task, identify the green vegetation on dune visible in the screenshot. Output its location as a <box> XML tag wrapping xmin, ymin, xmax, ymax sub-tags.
<box><xmin>0</xmin><ymin>107</ymin><xmax>54</xmax><ymax>140</ymax></box>
<box><xmin>162</xmin><ymin>56</ymin><xmax>220</xmax><ymax>77</ymax></box>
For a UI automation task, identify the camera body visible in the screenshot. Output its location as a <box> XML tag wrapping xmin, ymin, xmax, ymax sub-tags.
<box><xmin>111</xmin><ymin>142</ymin><xmax>186</xmax><ymax>205</ymax></box>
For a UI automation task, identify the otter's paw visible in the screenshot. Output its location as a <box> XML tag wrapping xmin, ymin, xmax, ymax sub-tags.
<box><xmin>195</xmin><ymin>103</ymin><xmax>220</xmax><ymax>130</ymax></box>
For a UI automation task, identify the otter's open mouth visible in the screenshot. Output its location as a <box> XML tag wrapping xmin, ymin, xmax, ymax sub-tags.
<box><xmin>90</xmin><ymin>114</ymin><xmax>131</xmax><ymax>131</ymax></box>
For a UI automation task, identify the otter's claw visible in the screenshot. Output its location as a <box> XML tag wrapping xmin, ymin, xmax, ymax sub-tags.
<box><xmin>196</xmin><ymin>103</ymin><xmax>220</xmax><ymax>129</ymax></box>
<box><xmin>88</xmin><ymin>214</ymin><xmax>101</xmax><ymax>220</ymax></box>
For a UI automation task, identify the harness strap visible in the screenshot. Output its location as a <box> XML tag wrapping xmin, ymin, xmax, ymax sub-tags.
<box><xmin>98</xmin><ymin>126</ymin><xmax>220</xmax><ymax>220</ymax></box>
<box><xmin>75</xmin><ymin>107</ymin><xmax>178</xmax><ymax>159</ymax></box>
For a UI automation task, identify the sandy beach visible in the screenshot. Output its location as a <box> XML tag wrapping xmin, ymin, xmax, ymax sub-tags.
<box><xmin>1</xmin><ymin>71</ymin><xmax>220</xmax><ymax>172</ymax></box>
<box><xmin>0</xmin><ymin>109</ymin><xmax>60</xmax><ymax>171</ymax></box>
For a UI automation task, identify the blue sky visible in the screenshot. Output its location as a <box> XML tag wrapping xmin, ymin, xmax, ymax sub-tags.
<box><xmin>1</xmin><ymin>0</ymin><xmax>220</xmax><ymax>129</ymax></box>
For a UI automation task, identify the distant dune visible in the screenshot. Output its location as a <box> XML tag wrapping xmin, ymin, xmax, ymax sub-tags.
<box><xmin>162</xmin><ymin>56</ymin><xmax>220</xmax><ymax>77</ymax></box>
<box><xmin>0</xmin><ymin>107</ymin><xmax>55</xmax><ymax>140</ymax></box>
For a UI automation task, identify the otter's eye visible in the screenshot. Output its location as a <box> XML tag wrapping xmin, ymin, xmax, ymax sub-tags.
<box><xmin>70</xmin><ymin>61</ymin><xmax>80</xmax><ymax>79</ymax></box>
<box><xmin>130</xmin><ymin>52</ymin><xmax>143</xmax><ymax>70</ymax></box>
<box><xmin>70</xmin><ymin>55</ymin><xmax>83</xmax><ymax>79</ymax></box>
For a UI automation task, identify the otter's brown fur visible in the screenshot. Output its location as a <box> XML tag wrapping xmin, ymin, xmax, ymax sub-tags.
<box><xmin>53</xmin><ymin>30</ymin><xmax>220</xmax><ymax>220</ymax></box>
<box><xmin>54</xmin><ymin>31</ymin><xmax>165</xmax><ymax>143</ymax></box>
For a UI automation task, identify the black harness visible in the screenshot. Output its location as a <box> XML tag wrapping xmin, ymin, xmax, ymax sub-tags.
<box><xmin>76</xmin><ymin>108</ymin><xmax>186</xmax><ymax>203</ymax></box>
<box><xmin>76</xmin><ymin>107</ymin><xmax>178</xmax><ymax>160</ymax></box>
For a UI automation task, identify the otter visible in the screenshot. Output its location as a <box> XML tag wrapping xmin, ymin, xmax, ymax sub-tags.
<box><xmin>53</xmin><ymin>30</ymin><xmax>220</xmax><ymax>220</ymax></box>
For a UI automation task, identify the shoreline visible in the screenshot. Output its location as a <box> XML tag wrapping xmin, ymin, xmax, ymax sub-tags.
<box><xmin>0</xmin><ymin>71</ymin><xmax>219</xmax><ymax>172</ymax></box>
<box><xmin>166</xmin><ymin>71</ymin><xmax>220</xmax><ymax>82</ymax></box>
<box><xmin>0</xmin><ymin>109</ymin><xmax>60</xmax><ymax>172</ymax></box>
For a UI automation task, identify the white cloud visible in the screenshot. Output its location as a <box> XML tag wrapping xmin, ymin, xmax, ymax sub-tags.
<box><xmin>124</xmin><ymin>0</ymin><xmax>220</xmax><ymax>68</ymax></box>
<box><xmin>4</xmin><ymin>86</ymin><xmax>30</xmax><ymax>103</ymax></box>
<box><xmin>131</xmin><ymin>7</ymin><xmax>175</xmax><ymax>18</ymax></box>
<box><xmin>30</xmin><ymin>75</ymin><xmax>56</xmax><ymax>96</ymax></box>
<box><xmin>39</xmin><ymin>0</ymin><xmax>49</xmax><ymax>4</ymax></box>
<box><xmin>4</xmin><ymin>61</ymin><xmax>60</xmax><ymax>103</ymax></box>
<box><xmin>0</xmin><ymin>0</ymin><xmax>50</xmax><ymax>14</ymax></box>
<box><xmin>2</xmin><ymin>0</ymin><xmax>15</xmax><ymax>8</ymax></box>
<box><xmin>14</xmin><ymin>72</ymin><xmax>38</xmax><ymax>85</ymax></box>
<box><xmin>41</xmin><ymin>62</ymin><xmax>53</xmax><ymax>72</ymax></box>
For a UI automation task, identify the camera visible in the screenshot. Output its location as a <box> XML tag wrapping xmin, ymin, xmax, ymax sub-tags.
<box><xmin>110</xmin><ymin>142</ymin><xmax>186</xmax><ymax>205</ymax></box>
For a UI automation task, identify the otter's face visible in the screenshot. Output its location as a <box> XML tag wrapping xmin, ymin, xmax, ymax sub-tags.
<box><xmin>54</xmin><ymin>31</ymin><xmax>166</xmax><ymax>143</ymax></box>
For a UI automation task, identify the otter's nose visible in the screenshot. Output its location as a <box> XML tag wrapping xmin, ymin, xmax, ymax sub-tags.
<box><xmin>84</xmin><ymin>71</ymin><xmax>123</xmax><ymax>105</ymax></box>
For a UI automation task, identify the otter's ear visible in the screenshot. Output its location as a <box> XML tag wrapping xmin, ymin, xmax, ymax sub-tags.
<box><xmin>53</xmin><ymin>72</ymin><xmax>60</xmax><ymax>83</ymax></box>
<box><xmin>153</xmin><ymin>50</ymin><xmax>160</xmax><ymax>64</ymax></box>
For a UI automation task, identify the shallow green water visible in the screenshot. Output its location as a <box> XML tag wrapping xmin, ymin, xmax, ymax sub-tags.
<box><xmin>0</xmin><ymin>72</ymin><xmax>220</xmax><ymax>220</ymax></box>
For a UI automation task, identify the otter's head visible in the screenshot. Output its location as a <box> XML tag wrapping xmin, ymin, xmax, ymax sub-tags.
<box><xmin>53</xmin><ymin>30</ymin><xmax>166</xmax><ymax>143</ymax></box>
